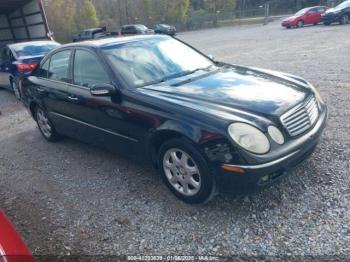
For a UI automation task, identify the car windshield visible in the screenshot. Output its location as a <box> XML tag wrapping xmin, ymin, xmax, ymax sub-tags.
<box><xmin>335</xmin><ymin>0</ymin><xmax>350</xmax><ymax>10</ymax></box>
<box><xmin>103</xmin><ymin>37</ymin><xmax>214</xmax><ymax>88</ymax></box>
<box><xmin>136</xmin><ymin>25</ymin><xmax>148</xmax><ymax>30</ymax></box>
<box><xmin>12</xmin><ymin>42</ymin><xmax>60</xmax><ymax>57</ymax></box>
<box><xmin>295</xmin><ymin>8</ymin><xmax>308</xmax><ymax>16</ymax></box>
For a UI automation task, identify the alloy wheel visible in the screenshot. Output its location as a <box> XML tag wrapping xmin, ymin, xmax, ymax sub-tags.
<box><xmin>341</xmin><ymin>15</ymin><xmax>349</xmax><ymax>24</ymax></box>
<box><xmin>163</xmin><ymin>148</ymin><xmax>201</xmax><ymax>196</ymax></box>
<box><xmin>37</xmin><ymin>108</ymin><xmax>52</xmax><ymax>138</ymax></box>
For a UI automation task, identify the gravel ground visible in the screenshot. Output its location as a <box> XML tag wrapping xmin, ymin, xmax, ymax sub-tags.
<box><xmin>1</xmin><ymin>20</ymin><xmax>350</xmax><ymax>258</ymax></box>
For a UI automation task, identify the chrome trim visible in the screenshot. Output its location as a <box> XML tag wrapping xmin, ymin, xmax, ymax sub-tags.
<box><xmin>223</xmin><ymin>151</ymin><xmax>300</xmax><ymax>170</ymax></box>
<box><xmin>50</xmin><ymin>112</ymin><xmax>138</xmax><ymax>142</ymax></box>
<box><xmin>280</xmin><ymin>95</ymin><xmax>319</xmax><ymax>137</ymax></box>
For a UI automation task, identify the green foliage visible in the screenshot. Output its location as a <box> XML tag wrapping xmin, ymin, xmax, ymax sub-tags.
<box><xmin>78</xmin><ymin>0</ymin><xmax>99</xmax><ymax>30</ymax></box>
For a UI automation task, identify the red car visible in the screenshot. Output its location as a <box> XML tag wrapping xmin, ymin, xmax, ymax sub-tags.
<box><xmin>0</xmin><ymin>210</ymin><xmax>34</xmax><ymax>262</ymax></box>
<box><xmin>282</xmin><ymin>6</ymin><xmax>328</xmax><ymax>28</ymax></box>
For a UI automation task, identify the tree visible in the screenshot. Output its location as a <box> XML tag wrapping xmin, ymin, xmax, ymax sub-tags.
<box><xmin>78</xmin><ymin>0</ymin><xmax>99</xmax><ymax>30</ymax></box>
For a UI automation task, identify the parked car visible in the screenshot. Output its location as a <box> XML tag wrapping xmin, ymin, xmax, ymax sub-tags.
<box><xmin>154</xmin><ymin>24</ymin><xmax>176</xmax><ymax>36</ymax></box>
<box><xmin>282</xmin><ymin>6</ymin><xmax>328</xmax><ymax>28</ymax></box>
<box><xmin>73</xmin><ymin>28</ymin><xmax>108</xmax><ymax>42</ymax></box>
<box><xmin>0</xmin><ymin>40</ymin><xmax>60</xmax><ymax>99</ymax></box>
<box><xmin>321</xmin><ymin>0</ymin><xmax>350</xmax><ymax>25</ymax></box>
<box><xmin>121</xmin><ymin>24</ymin><xmax>154</xmax><ymax>35</ymax></box>
<box><xmin>0</xmin><ymin>210</ymin><xmax>35</xmax><ymax>261</ymax></box>
<box><xmin>21</xmin><ymin>35</ymin><xmax>327</xmax><ymax>204</ymax></box>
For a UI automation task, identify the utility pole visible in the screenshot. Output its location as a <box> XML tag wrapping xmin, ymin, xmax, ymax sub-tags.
<box><xmin>263</xmin><ymin>1</ymin><xmax>270</xmax><ymax>25</ymax></box>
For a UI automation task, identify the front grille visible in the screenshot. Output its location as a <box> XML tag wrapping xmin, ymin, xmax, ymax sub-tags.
<box><xmin>280</xmin><ymin>96</ymin><xmax>319</xmax><ymax>137</ymax></box>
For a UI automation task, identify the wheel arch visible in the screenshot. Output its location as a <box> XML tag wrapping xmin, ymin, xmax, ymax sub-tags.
<box><xmin>148</xmin><ymin>121</ymin><xmax>203</xmax><ymax>168</ymax></box>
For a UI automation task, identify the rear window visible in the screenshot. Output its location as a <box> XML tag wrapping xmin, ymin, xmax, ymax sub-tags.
<box><xmin>12</xmin><ymin>42</ymin><xmax>60</xmax><ymax>58</ymax></box>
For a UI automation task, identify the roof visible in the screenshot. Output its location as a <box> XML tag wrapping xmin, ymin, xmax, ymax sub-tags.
<box><xmin>0</xmin><ymin>0</ymin><xmax>31</xmax><ymax>14</ymax></box>
<box><xmin>82</xmin><ymin>28</ymin><xmax>104</xmax><ymax>32</ymax></box>
<box><xmin>63</xmin><ymin>34</ymin><xmax>170</xmax><ymax>49</ymax></box>
<box><xmin>8</xmin><ymin>40</ymin><xmax>59</xmax><ymax>48</ymax></box>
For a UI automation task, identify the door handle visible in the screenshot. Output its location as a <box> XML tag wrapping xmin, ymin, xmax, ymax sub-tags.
<box><xmin>68</xmin><ymin>95</ymin><xmax>79</xmax><ymax>101</ymax></box>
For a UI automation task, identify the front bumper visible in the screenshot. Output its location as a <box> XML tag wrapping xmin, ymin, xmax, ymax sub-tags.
<box><xmin>214</xmin><ymin>107</ymin><xmax>328</xmax><ymax>193</ymax></box>
<box><xmin>282</xmin><ymin>21</ymin><xmax>294</xmax><ymax>27</ymax></box>
<box><xmin>321</xmin><ymin>14</ymin><xmax>339</xmax><ymax>23</ymax></box>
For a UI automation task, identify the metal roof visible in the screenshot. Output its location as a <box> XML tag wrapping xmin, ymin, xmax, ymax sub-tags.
<box><xmin>0</xmin><ymin>0</ymin><xmax>32</xmax><ymax>14</ymax></box>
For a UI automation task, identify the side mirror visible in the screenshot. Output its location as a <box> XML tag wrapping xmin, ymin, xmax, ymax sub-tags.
<box><xmin>90</xmin><ymin>83</ymin><xmax>117</xmax><ymax>97</ymax></box>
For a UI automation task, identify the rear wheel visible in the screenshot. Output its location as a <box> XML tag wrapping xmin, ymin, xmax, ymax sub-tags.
<box><xmin>158</xmin><ymin>138</ymin><xmax>216</xmax><ymax>204</ymax></box>
<box><xmin>297</xmin><ymin>20</ymin><xmax>304</xmax><ymax>28</ymax></box>
<box><xmin>324</xmin><ymin>22</ymin><xmax>331</xmax><ymax>25</ymax></box>
<box><xmin>35</xmin><ymin>106</ymin><xmax>61</xmax><ymax>142</ymax></box>
<box><xmin>11</xmin><ymin>80</ymin><xmax>21</xmax><ymax>100</ymax></box>
<box><xmin>340</xmin><ymin>14</ymin><xmax>349</xmax><ymax>25</ymax></box>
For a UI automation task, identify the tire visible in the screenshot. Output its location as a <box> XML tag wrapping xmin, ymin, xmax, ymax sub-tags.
<box><xmin>297</xmin><ymin>20</ymin><xmax>304</xmax><ymax>28</ymax></box>
<box><xmin>11</xmin><ymin>80</ymin><xmax>21</xmax><ymax>100</ymax></box>
<box><xmin>158</xmin><ymin>138</ymin><xmax>216</xmax><ymax>204</ymax></box>
<box><xmin>324</xmin><ymin>22</ymin><xmax>331</xmax><ymax>26</ymax></box>
<box><xmin>340</xmin><ymin>14</ymin><xmax>349</xmax><ymax>25</ymax></box>
<box><xmin>286</xmin><ymin>26</ymin><xmax>291</xmax><ymax>29</ymax></box>
<box><xmin>35</xmin><ymin>106</ymin><xmax>61</xmax><ymax>142</ymax></box>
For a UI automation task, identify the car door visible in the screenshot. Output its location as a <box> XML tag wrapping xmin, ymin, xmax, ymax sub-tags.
<box><xmin>64</xmin><ymin>48</ymin><xmax>141</xmax><ymax>156</ymax></box>
<box><xmin>305</xmin><ymin>8</ymin><xmax>319</xmax><ymax>24</ymax></box>
<box><xmin>0</xmin><ymin>46</ymin><xmax>13</xmax><ymax>88</ymax></box>
<box><xmin>30</xmin><ymin>49</ymin><xmax>73</xmax><ymax>133</ymax></box>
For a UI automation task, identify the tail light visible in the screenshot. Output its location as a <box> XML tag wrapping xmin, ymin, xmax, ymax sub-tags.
<box><xmin>15</xmin><ymin>62</ymin><xmax>38</xmax><ymax>73</ymax></box>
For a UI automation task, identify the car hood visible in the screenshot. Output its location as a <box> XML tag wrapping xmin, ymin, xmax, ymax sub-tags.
<box><xmin>283</xmin><ymin>15</ymin><xmax>299</xmax><ymax>22</ymax></box>
<box><xmin>139</xmin><ymin>66</ymin><xmax>312</xmax><ymax>120</ymax></box>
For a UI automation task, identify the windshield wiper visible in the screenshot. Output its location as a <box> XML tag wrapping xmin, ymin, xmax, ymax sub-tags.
<box><xmin>163</xmin><ymin>65</ymin><xmax>216</xmax><ymax>81</ymax></box>
<box><xmin>137</xmin><ymin>66</ymin><xmax>216</xmax><ymax>88</ymax></box>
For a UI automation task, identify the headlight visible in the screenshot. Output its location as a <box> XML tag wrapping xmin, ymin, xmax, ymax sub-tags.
<box><xmin>268</xmin><ymin>126</ymin><xmax>285</xmax><ymax>145</ymax></box>
<box><xmin>228</xmin><ymin>123</ymin><xmax>270</xmax><ymax>154</ymax></box>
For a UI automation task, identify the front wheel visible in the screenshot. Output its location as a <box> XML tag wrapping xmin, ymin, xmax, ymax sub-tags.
<box><xmin>35</xmin><ymin>106</ymin><xmax>61</xmax><ymax>142</ymax></box>
<box><xmin>340</xmin><ymin>14</ymin><xmax>349</xmax><ymax>25</ymax></box>
<box><xmin>158</xmin><ymin>138</ymin><xmax>216</xmax><ymax>204</ymax></box>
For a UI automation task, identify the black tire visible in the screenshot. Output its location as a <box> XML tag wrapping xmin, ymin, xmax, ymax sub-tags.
<box><xmin>324</xmin><ymin>22</ymin><xmax>331</xmax><ymax>26</ymax></box>
<box><xmin>158</xmin><ymin>138</ymin><xmax>216</xmax><ymax>204</ymax></box>
<box><xmin>286</xmin><ymin>26</ymin><xmax>291</xmax><ymax>29</ymax></box>
<box><xmin>297</xmin><ymin>20</ymin><xmax>304</xmax><ymax>28</ymax></box>
<box><xmin>35</xmin><ymin>106</ymin><xmax>61</xmax><ymax>142</ymax></box>
<box><xmin>340</xmin><ymin>14</ymin><xmax>349</xmax><ymax>25</ymax></box>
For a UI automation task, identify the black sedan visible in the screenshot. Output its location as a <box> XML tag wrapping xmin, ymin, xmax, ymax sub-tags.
<box><xmin>21</xmin><ymin>35</ymin><xmax>327</xmax><ymax>204</ymax></box>
<box><xmin>321</xmin><ymin>0</ymin><xmax>350</xmax><ymax>25</ymax></box>
<box><xmin>120</xmin><ymin>24</ymin><xmax>154</xmax><ymax>35</ymax></box>
<box><xmin>154</xmin><ymin>24</ymin><xmax>176</xmax><ymax>36</ymax></box>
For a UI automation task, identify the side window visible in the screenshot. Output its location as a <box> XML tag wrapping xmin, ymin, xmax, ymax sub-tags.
<box><xmin>48</xmin><ymin>50</ymin><xmax>71</xmax><ymax>82</ymax></box>
<box><xmin>73</xmin><ymin>50</ymin><xmax>110</xmax><ymax>88</ymax></box>
<box><xmin>34</xmin><ymin>59</ymin><xmax>50</xmax><ymax>78</ymax></box>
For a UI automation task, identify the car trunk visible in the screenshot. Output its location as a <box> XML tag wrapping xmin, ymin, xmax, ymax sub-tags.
<box><xmin>0</xmin><ymin>0</ymin><xmax>51</xmax><ymax>47</ymax></box>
